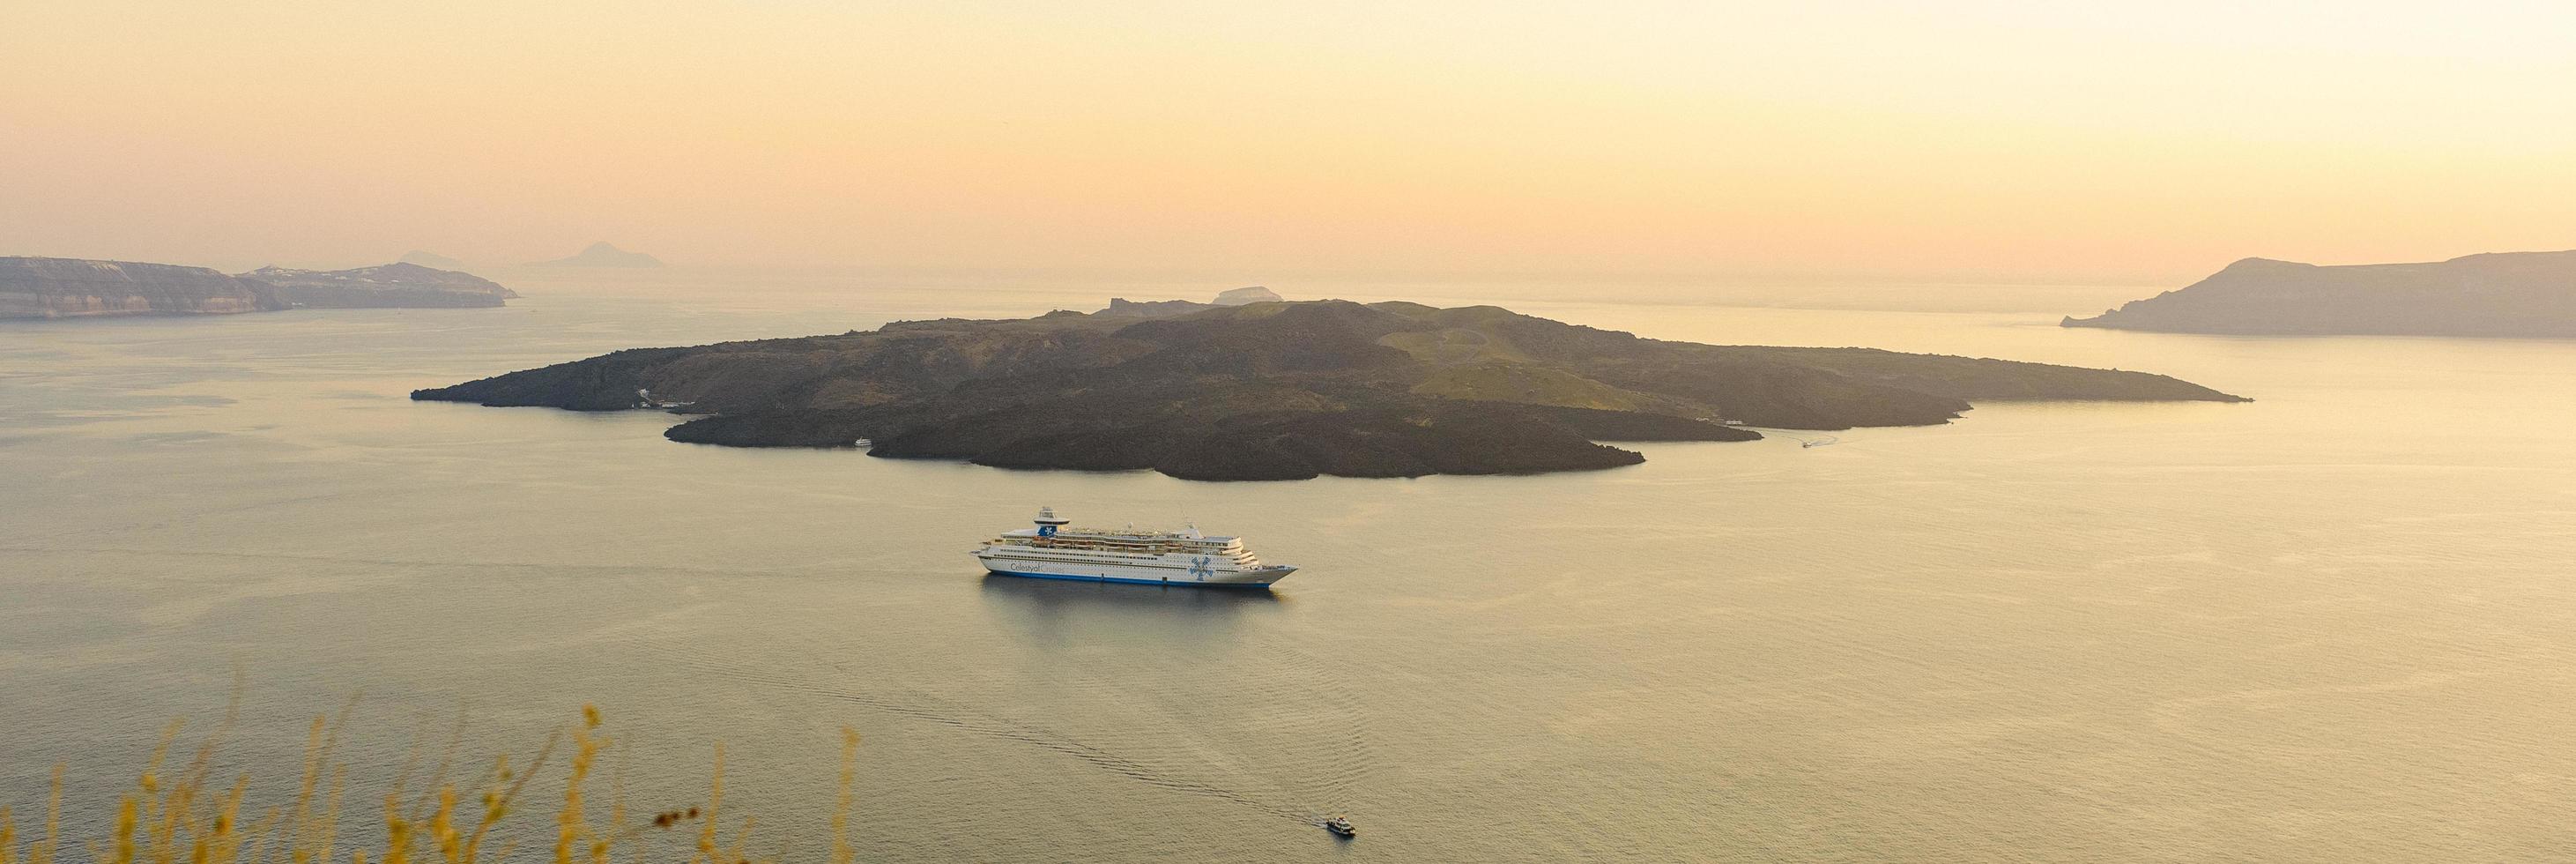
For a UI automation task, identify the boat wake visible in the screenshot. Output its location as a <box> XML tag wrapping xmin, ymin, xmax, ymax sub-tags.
<box><xmin>1771</xmin><ymin>431</ymin><xmax>1840</xmax><ymax>448</ymax></box>
<box><xmin>634</xmin><ymin>643</ymin><xmax>1366</xmax><ymax>827</ymax></box>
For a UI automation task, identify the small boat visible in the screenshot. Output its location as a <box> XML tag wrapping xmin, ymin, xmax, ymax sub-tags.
<box><xmin>1323</xmin><ymin>816</ymin><xmax>1355</xmax><ymax>837</ymax></box>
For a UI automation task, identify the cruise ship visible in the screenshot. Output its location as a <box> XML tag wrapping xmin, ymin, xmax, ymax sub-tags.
<box><xmin>972</xmin><ymin>507</ymin><xmax>1297</xmax><ymax>588</ymax></box>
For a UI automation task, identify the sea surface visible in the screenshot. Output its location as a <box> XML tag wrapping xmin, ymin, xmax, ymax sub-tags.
<box><xmin>4</xmin><ymin>270</ymin><xmax>2573</xmax><ymax>861</ymax></box>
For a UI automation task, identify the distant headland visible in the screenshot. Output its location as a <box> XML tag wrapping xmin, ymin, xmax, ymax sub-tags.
<box><xmin>1</xmin><ymin>257</ymin><xmax>516</xmax><ymax>320</ymax></box>
<box><xmin>2065</xmin><ymin>250</ymin><xmax>2576</xmax><ymax>338</ymax></box>
<box><xmin>414</xmin><ymin>296</ymin><xmax>2246</xmax><ymax>481</ymax></box>
<box><xmin>530</xmin><ymin>242</ymin><xmax>664</xmax><ymax>268</ymax></box>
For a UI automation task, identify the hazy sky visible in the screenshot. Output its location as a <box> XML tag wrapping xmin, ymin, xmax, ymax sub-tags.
<box><xmin>4</xmin><ymin>1</ymin><xmax>2572</xmax><ymax>279</ymax></box>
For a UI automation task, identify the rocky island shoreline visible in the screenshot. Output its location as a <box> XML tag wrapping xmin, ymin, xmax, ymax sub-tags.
<box><xmin>414</xmin><ymin>297</ymin><xmax>2246</xmax><ymax>480</ymax></box>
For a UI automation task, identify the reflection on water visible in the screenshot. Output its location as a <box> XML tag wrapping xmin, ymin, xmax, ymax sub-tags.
<box><xmin>979</xmin><ymin>572</ymin><xmax>1286</xmax><ymax>614</ymax></box>
<box><xmin>4</xmin><ymin>272</ymin><xmax>2575</xmax><ymax>861</ymax></box>
<box><xmin>978</xmin><ymin>573</ymin><xmax>1286</xmax><ymax>649</ymax></box>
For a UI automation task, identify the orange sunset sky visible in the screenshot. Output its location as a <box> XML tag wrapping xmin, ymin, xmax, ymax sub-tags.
<box><xmin>4</xmin><ymin>1</ymin><xmax>2572</xmax><ymax>280</ymax></box>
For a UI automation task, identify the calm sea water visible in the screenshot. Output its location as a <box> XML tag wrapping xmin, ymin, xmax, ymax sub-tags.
<box><xmin>4</xmin><ymin>270</ymin><xmax>2573</xmax><ymax>861</ymax></box>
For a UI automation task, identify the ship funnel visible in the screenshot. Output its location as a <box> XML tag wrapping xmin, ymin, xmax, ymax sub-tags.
<box><xmin>1034</xmin><ymin>505</ymin><xmax>1069</xmax><ymax>538</ymax></box>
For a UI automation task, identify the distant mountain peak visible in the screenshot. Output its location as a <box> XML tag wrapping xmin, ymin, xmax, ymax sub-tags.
<box><xmin>2213</xmin><ymin>257</ymin><xmax>2312</xmax><ymax>275</ymax></box>
<box><xmin>1214</xmin><ymin>286</ymin><xmax>1283</xmax><ymax>306</ymax></box>
<box><xmin>531</xmin><ymin>242</ymin><xmax>664</xmax><ymax>268</ymax></box>
<box><xmin>399</xmin><ymin>250</ymin><xmax>464</xmax><ymax>269</ymax></box>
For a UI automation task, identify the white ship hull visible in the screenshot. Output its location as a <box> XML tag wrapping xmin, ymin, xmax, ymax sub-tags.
<box><xmin>975</xmin><ymin>507</ymin><xmax>1297</xmax><ymax>589</ymax></box>
<box><xmin>973</xmin><ymin>548</ymin><xmax>1295</xmax><ymax>588</ymax></box>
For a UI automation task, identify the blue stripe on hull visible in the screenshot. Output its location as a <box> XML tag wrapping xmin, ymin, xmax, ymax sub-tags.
<box><xmin>983</xmin><ymin>569</ymin><xmax>1274</xmax><ymax>589</ymax></box>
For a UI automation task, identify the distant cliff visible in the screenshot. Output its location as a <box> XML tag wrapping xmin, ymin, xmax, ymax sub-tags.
<box><xmin>1</xmin><ymin>257</ymin><xmax>283</xmax><ymax>319</ymax></box>
<box><xmin>2</xmin><ymin>257</ymin><xmax>518</xmax><ymax>320</ymax></box>
<box><xmin>417</xmin><ymin>300</ymin><xmax>2246</xmax><ymax>480</ymax></box>
<box><xmin>2065</xmin><ymin>250</ymin><xmax>2576</xmax><ymax>337</ymax></box>
<box><xmin>531</xmin><ymin>242</ymin><xmax>663</xmax><ymax>268</ymax></box>
<box><xmin>1099</xmin><ymin>286</ymin><xmax>1289</xmax><ymax>318</ymax></box>
<box><xmin>245</xmin><ymin>263</ymin><xmax>518</xmax><ymax>308</ymax></box>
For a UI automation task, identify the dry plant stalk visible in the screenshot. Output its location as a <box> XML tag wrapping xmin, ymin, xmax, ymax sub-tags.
<box><xmin>0</xmin><ymin>707</ymin><xmax>838</xmax><ymax>864</ymax></box>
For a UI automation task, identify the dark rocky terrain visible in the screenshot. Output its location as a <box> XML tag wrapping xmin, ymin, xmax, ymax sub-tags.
<box><xmin>2065</xmin><ymin>250</ymin><xmax>2576</xmax><ymax>337</ymax></box>
<box><xmin>1</xmin><ymin>257</ymin><xmax>283</xmax><ymax>318</ymax></box>
<box><xmin>531</xmin><ymin>242</ymin><xmax>664</xmax><ymax>268</ymax></box>
<box><xmin>245</xmin><ymin>263</ymin><xmax>518</xmax><ymax>308</ymax></box>
<box><xmin>415</xmin><ymin>300</ymin><xmax>2246</xmax><ymax>480</ymax></box>
<box><xmin>3</xmin><ymin>257</ymin><xmax>519</xmax><ymax>319</ymax></box>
